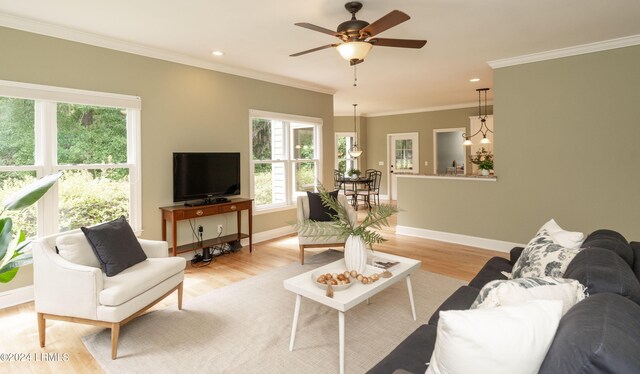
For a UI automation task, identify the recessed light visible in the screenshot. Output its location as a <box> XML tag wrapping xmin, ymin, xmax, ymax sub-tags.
<box><xmin>212</xmin><ymin>51</ymin><xmax>224</xmax><ymax>56</ymax></box>
<box><xmin>470</xmin><ymin>78</ymin><xmax>480</xmax><ymax>82</ymax></box>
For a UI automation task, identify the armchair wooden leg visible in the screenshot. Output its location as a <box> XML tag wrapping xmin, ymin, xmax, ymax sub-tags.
<box><xmin>111</xmin><ymin>323</ymin><xmax>120</xmax><ymax>360</ymax></box>
<box><xmin>37</xmin><ymin>313</ymin><xmax>46</xmax><ymax>348</ymax></box>
<box><xmin>177</xmin><ymin>282</ymin><xmax>184</xmax><ymax>310</ymax></box>
<box><xmin>299</xmin><ymin>245</ymin><xmax>305</xmax><ymax>265</ymax></box>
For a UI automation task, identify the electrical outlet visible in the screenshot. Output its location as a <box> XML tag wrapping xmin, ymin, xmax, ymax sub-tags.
<box><xmin>424</xmin><ymin>161</ymin><xmax>429</xmax><ymax>166</ymax></box>
<box><xmin>217</xmin><ymin>224</ymin><xmax>223</xmax><ymax>234</ymax></box>
<box><xmin>378</xmin><ymin>161</ymin><xmax>384</xmax><ymax>166</ymax></box>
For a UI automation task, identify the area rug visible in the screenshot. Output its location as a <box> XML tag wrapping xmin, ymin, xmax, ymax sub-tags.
<box><xmin>83</xmin><ymin>250</ymin><xmax>464</xmax><ymax>374</ymax></box>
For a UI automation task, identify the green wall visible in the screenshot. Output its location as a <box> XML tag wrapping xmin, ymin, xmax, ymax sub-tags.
<box><xmin>0</xmin><ymin>27</ymin><xmax>334</xmax><ymax>292</ymax></box>
<box><xmin>398</xmin><ymin>45</ymin><xmax>640</xmax><ymax>244</ymax></box>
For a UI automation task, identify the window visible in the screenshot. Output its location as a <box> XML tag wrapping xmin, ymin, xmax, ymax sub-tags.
<box><xmin>249</xmin><ymin>110</ymin><xmax>322</xmax><ymax>212</ymax></box>
<box><xmin>0</xmin><ymin>80</ymin><xmax>141</xmax><ymax>237</ymax></box>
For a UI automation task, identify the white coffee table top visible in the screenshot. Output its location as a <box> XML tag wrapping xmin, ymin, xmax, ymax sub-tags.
<box><xmin>283</xmin><ymin>251</ymin><xmax>421</xmax><ymax>312</ymax></box>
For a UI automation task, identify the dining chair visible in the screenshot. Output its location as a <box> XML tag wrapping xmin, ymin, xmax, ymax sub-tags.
<box><xmin>356</xmin><ymin>169</ymin><xmax>382</xmax><ymax>209</ymax></box>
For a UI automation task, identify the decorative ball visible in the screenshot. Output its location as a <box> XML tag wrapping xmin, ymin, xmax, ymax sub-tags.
<box><xmin>350</xmin><ymin>270</ymin><xmax>358</xmax><ymax>278</ymax></box>
<box><xmin>356</xmin><ymin>274</ymin><xmax>364</xmax><ymax>281</ymax></box>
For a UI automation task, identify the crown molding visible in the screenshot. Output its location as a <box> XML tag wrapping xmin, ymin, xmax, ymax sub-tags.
<box><xmin>0</xmin><ymin>13</ymin><xmax>336</xmax><ymax>95</ymax></box>
<box><xmin>488</xmin><ymin>34</ymin><xmax>640</xmax><ymax>69</ymax></box>
<box><xmin>342</xmin><ymin>101</ymin><xmax>493</xmax><ymax>118</ymax></box>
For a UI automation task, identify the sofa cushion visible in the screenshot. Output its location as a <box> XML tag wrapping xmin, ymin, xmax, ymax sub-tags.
<box><xmin>306</xmin><ymin>190</ymin><xmax>339</xmax><ymax>222</ymax></box>
<box><xmin>582</xmin><ymin>229</ymin><xmax>633</xmax><ymax>267</ymax></box>
<box><xmin>539</xmin><ymin>218</ymin><xmax>585</xmax><ymax>249</ymax></box>
<box><xmin>99</xmin><ymin>257</ymin><xmax>186</xmax><ymax>306</ymax></box>
<box><xmin>366</xmin><ymin>324</ymin><xmax>436</xmax><ymax>374</ymax></box>
<box><xmin>81</xmin><ymin>216</ymin><xmax>147</xmax><ymax>277</ymax></box>
<box><xmin>632</xmin><ymin>241</ymin><xmax>640</xmax><ymax>280</ymax></box>
<box><xmin>468</xmin><ymin>257</ymin><xmax>511</xmax><ymax>289</ymax></box>
<box><xmin>564</xmin><ymin>248</ymin><xmax>640</xmax><ymax>305</ymax></box>
<box><xmin>539</xmin><ymin>293</ymin><xmax>640</xmax><ymax>374</ymax></box>
<box><xmin>511</xmin><ymin>229</ymin><xmax>581</xmax><ymax>279</ymax></box>
<box><xmin>472</xmin><ymin>277</ymin><xmax>587</xmax><ymax>315</ymax></box>
<box><xmin>428</xmin><ymin>286</ymin><xmax>479</xmax><ymax>326</ymax></box>
<box><xmin>56</xmin><ymin>231</ymin><xmax>101</xmax><ymax>268</ymax></box>
<box><xmin>426</xmin><ymin>300</ymin><xmax>563</xmax><ymax>374</ymax></box>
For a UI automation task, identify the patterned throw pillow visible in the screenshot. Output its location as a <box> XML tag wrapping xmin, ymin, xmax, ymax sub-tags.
<box><xmin>511</xmin><ymin>229</ymin><xmax>582</xmax><ymax>279</ymax></box>
<box><xmin>471</xmin><ymin>277</ymin><xmax>588</xmax><ymax>314</ymax></box>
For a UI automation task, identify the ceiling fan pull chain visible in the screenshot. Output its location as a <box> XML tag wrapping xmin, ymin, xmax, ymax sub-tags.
<box><xmin>353</xmin><ymin>64</ymin><xmax>358</xmax><ymax>87</ymax></box>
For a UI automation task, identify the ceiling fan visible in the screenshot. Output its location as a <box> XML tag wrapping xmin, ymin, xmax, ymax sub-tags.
<box><xmin>290</xmin><ymin>1</ymin><xmax>427</xmax><ymax>65</ymax></box>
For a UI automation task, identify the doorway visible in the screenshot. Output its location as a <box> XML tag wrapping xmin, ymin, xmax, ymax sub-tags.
<box><xmin>387</xmin><ymin>132</ymin><xmax>419</xmax><ymax>201</ymax></box>
<box><xmin>433</xmin><ymin>128</ymin><xmax>466</xmax><ymax>174</ymax></box>
<box><xmin>335</xmin><ymin>132</ymin><xmax>357</xmax><ymax>177</ymax></box>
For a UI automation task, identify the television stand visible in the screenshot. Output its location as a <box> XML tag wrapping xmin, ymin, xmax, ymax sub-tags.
<box><xmin>160</xmin><ymin>198</ymin><xmax>253</xmax><ymax>256</ymax></box>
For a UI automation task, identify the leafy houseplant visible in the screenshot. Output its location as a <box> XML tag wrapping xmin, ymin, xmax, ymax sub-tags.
<box><xmin>0</xmin><ymin>173</ymin><xmax>61</xmax><ymax>283</ymax></box>
<box><xmin>470</xmin><ymin>147</ymin><xmax>494</xmax><ymax>172</ymax></box>
<box><xmin>297</xmin><ymin>185</ymin><xmax>398</xmax><ymax>272</ymax></box>
<box><xmin>347</xmin><ymin>169</ymin><xmax>362</xmax><ymax>178</ymax></box>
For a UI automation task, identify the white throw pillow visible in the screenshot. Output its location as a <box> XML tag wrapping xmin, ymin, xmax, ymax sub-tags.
<box><xmin>56</xmin><ymin>231</ymin><xmax>101</xmax><ymax>268</ymax></box>
<box><xmin>540</xmin><ymin>219</ymin><xmax>584</xmax><ymax>249</ymax></box>
<box><xmin>426</xmin><ymin>300</ymin><xmax>563</xmax><ymax>374</ymax></box>
<box><xmin>511</xmin><ymin>229</ymin><xmax>582</xmax><ymax>279</ymax></box>
<box><xmin>473</xmin><ymin>277</ymin><xmax>587</xmax><ymax>315</ymax></box>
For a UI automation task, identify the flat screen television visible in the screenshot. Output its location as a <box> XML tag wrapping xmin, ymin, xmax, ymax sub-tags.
<box><xmin>173</xmin><ymin>152</ymin><xmax>240</xmax><ymax>205</ymax></box>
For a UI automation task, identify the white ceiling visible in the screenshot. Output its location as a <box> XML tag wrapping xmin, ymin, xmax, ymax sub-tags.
<box><xmin>1</xmin><ymin>0</ymin><xmax>640</xmax><ymax>116</ymax></box>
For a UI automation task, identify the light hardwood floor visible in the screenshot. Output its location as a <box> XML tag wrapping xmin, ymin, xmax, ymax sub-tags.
<box><xmin>0</xmin><ymin>208</ymin><xmax>507</xmax><ymax>373</ymax></box>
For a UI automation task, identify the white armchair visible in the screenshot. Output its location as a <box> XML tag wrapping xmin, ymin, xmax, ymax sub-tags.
<box><xmin>296</xmin><ymin>194</ymin><xmax>357</xmax><ymax>264</ymax></box>
<box><xmin>33</xmin><ymin>229</ymin><xmax>186</xmax><ymax>359</ymax></box>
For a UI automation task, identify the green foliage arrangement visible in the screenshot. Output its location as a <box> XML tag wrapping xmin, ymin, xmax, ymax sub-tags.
<box><xmin>347</xmin><ymin>169</ymin><xmax>362</xmax><ymax>177</ymax></box>
<box><xmin>297</xmin><ymin>185</ymin><xmax>398</xmax><ymax>247</ymax></box>
<box><xmin>469</xmin><ymin>147</ymin><xmax>494</xmax><ymax>170</ymax></box>
<box><xmin>0</xmin><ymin>173</ymin><xmax>61</xmax><ymax>283</ymax></box>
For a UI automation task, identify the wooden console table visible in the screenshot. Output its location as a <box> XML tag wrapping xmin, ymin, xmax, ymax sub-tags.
<box><xmin>160</xmin><ymin>198</ymin><xmax>253</xmax><ymax>256</ymax></box>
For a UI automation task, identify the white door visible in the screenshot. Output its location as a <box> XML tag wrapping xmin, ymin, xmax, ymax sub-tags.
<box><xmin>387</xmin><ymin>132</ymin><xmax>419</xmax><ymax>201</ymax></box>
<box><xmin>335</xmin><ymin>132</ymin><xmax>357</xmax><ymax>176</ymax></box>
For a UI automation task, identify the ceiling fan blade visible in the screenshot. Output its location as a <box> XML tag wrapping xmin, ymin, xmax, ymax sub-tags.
<box><xmin>369</xmin><ymin>38</ymin><xmax>427</xmax><ymax>49</ymax></box>
<box><xmin>294</xmin><ymin>23</ymin><xmax>341</xmax><ymax>37</ymax></box>
<box><xmin>359</xmin><ymin>10</ymin><xmax>410</xmax><ymax>38</ymax></box>
<box><xmin>290</xmin><ymin>44</ymin><xmax>338</xmax><ymax>57</ymax></box>
<box><xmin>350</xmin><ymin>59</ymin><xmax>364</xmax><ymax>66</ymax></box>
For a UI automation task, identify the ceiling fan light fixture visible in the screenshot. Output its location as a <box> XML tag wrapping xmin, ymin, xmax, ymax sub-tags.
<box><xmin>336</xmin><ymin>41</ymin><xmax>372</xmax><ymax>61</ymax></box>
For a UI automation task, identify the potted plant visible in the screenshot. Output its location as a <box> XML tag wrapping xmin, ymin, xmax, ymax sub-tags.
<box><xmin>1</xmin><ymin>173</ymin><xmax>61</xmax><ymax>283</ymax></box>
<box><xmin>347</xmin><ymin>169</ymin><xmax>362</xmax><ymax>178</ymax></box>
<box><xmin>297</xmin><ymin>185</ymin><xmax>398</xmax><ymax>272</ymax></box>
<box><xmin>469</xmin><ymin>147</ymin><xmax>494</xmax><ymax>176</ymax></box>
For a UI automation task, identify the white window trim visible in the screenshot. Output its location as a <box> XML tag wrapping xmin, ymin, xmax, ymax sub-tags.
<box><xmin>0</xmin><ymin>80</ymin><xmax>142</xmax><ymax>236</ymax></box>
<box><xmin>248</xmin><ymin>110</ymin><xmax>323</xmax><ymax>213</ymax></box>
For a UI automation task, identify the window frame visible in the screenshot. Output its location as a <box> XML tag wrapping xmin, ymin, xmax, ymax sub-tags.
<box><xmin>0</xmin><ymin>80</ymin><xmax>142</xmax><ymax>236</ymax></box>
<box><xmin>249</xmin><ymin>110</ymin><xmax>323</xmax><ymax>213</ymax></box>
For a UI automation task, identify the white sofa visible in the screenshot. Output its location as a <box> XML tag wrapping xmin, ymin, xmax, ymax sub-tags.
<box><xmin>32</xmin><ymin>229</ymin><xmax>186</xmax><ymax>359</ymax></box>
<box><xmin>296</xmin><ymin>194</ymin><xmax>357</xmax><ymax>264</ymax></box>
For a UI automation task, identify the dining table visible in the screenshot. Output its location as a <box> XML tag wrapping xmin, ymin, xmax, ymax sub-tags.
<box><xmin>337</xmin><ymin>176</ymin><xmax>373</xmax><ymax>210</ymax></box>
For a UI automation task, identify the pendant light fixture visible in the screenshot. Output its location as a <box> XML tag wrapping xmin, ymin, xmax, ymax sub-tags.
<box><xmin>348</xmin><ymin>103</ymin><xmax>363</xmax><ymax>158</ymax></box>
<box><xmin>462</xmin><ymin>88</ymin><xmax>493</xmax><ymax>146</ymax></box>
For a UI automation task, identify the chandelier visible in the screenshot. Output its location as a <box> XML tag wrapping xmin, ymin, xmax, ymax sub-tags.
<box><xmin>463</xmin><ymin>88</ymin><xmax>492</xmax><ymax>146</ymax></box>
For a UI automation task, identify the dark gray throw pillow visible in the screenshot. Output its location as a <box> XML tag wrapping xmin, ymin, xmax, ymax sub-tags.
<box><xmin>81</xmin><ymin>216</ymin><xmax>147</xmax><ymax>277</ymax></box>
<box><xmin>307</xmin><ymin>190</ymin><xmax>339</xmax><ymax>222</ymax></box>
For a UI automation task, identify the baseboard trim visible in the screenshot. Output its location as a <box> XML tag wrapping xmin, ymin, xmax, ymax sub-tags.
<box><xmin>396</xmin><ymin>225</ymin><xmax>524</xmax><ymax>253</ymax></box>
<box><xmin>0</xmin><ymin>285</ymin><xmax>34</xmax><ymax>309</ymax></box>
<box><xmin>250</xmin><ymin>226</ymin><xmax>296</xmax><ymax>244</ymax></box>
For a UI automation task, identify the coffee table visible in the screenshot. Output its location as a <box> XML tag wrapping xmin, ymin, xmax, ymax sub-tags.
<box><xmin>283</xmin><ymin>252</ymin><xmax>421</xmax><ymax>374</ymax></box>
